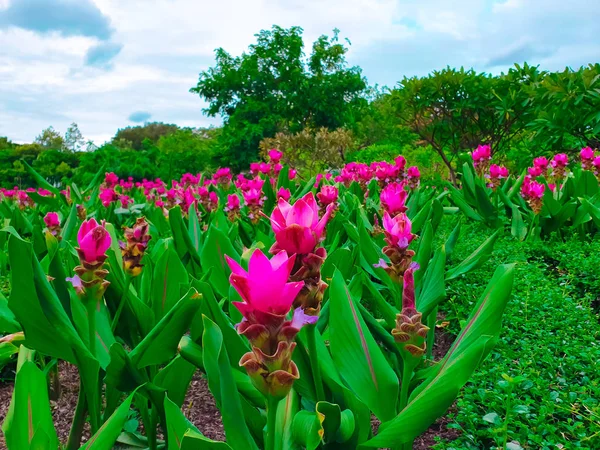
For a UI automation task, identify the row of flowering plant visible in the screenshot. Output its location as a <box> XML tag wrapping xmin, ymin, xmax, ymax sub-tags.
<box><xmin>0</xmin><ymin>150</ymin><xmax>516</xmax><ymax>449</ymax></box>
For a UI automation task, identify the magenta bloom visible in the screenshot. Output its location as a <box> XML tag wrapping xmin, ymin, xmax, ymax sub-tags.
<box><xmin>226</xmin><ymin>194</ymin><xmax>241</xmax><ymax>211</ymax></box>
<box><xmin>44</xmin><ymin>212</ymin><xmax>60</xmax><ymax>228</ymax></box>
<box><xmin>533</xmin><ymin>157</ymin><xmax>549</xmax><ymax>171</ymax></box>
<box><xmin>407</xmin><ymin>166</ymin><xmax>420</xmax><ymax>179</ymax></box>
<box><xmin>213</xmin><ymin>167</ymin><xmax>232</xmax><ymax>184</ymax></box>
<box><xmin>270</xmin><ymin>192</ymin><xmax>334</xmax><ymax>255</ymax></box>
<box><xmin>380</xmin><ymin>182</ymin><xmax>408</xmax><ymax>215</ymax></box>
<box><xmin>277</xmin><ymin>188</ymin><xmax>291</xmax><ymax>201</ymax></box>
<box><xmin>382</xmin><ymin>212</ymin><xmax>415</xmax><ymax>250</ymax></box>
<box><xmin>243</xmin><ymin>189</ymin><xmax>264</xmax><ymax>207</ymax></box>
<box><xmin>77</xmin><ymin>219</ymin><xmax>112</xmax><ymax>265</ymax></box>
<box><xmin>395</xmin><ymin>155</ymin><xmax>407</xmax><ymax>171</ymax></box>
<box><xmin>551</xmin><ymin>153</ymin><xmax>568</xmax><ymax>168</ymax></box>
<box><xmin>226</xmin><ymin>249</ymin><xmax>304</xmax><ymax>318</ymax></box>
<box><xmin>258</xmin><ymin>162</ymin><xmax>271</xmax><ymax>175</ymax></box>
<box><xmin>471</xmin><ymin>145</ymin><xmax>491</xmax><ymax>166</ymax></box>
<box><xmin>489</xmin><ymin>164</ymin><xmax>509</xmax><ymax>179</ymax></box>
<box><xmin>99</xmin><ymin>188</ymin><xmax>118</xmax><ymax>207</ymax></box>
<box><xmin>104</xmin><ymin>172</ymin><xmax>119</xmax><ymax>188</ymax></box>
<box><xmin>317</xmin><ymin>185</ymin><xmax>339</xmax><ymax>206</ymax></box>
<box><xmin>288</xmin><ymin>169</ymin><xmax>297</xmax><ymax>180</ymax></box>
<box><xmin>528</xmin><ymin>166</ymin><xmax>543</xmax><ymax>177</ymax></box>
<box><xmin>269</xmin><ymin>149</ymin><xmax>283</xmax><ymax>163</ymax></box>
<box><xmin>581</xmin><ymin>147</ymin><xmax>595</xmax><ymax>161</ymax></box>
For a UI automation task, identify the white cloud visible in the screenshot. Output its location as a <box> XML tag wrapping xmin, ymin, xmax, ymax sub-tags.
<box><xmin>1</xmin><ymin>0</ymin><xmax>599</xmax><ymax>144</ymax></box>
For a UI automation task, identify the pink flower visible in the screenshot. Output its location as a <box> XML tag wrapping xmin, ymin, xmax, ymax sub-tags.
<box><xmin>581</xmin><ymin>147</ymin><xmax>595</xmax><ymax>161</ymax></box>
<box><xmin>317</xmin><ymin>185</ymin><xmax>339</xmax><ymax>206</ymax></box>
<box><xmin>395</xmin><ymin>156</ymin><xmax>407</xmax><ymax>171</ymax></box>
<box><xmin>382</xmin><ymin>212</ymin><xmax>415</xmax><ymax>250</ymax></box>
<box><xmin>277</xmin><ymin>188</ymin><xmax>291</xmax><ymax>201</ymax></box>
<box><xmin>258</xmin><ymin>162</ymin><xmax>271</xmax><ymax>175</ymax></box>
<box><xmin>77</xmin><ymin>219</ymin><xmax>112</xmax><ymax>265</ymax></box>
<box><xmin>472</xmin><ymin>144</ymin><xmax>491</xmax><ymax>166</ymax></box>
<box><xmin>250</xmin><ymin>163</ymin><xmax>260</xmax><ymax>176</ymax></box>
<box><xmin>104</xmin><ymin>172</ymin><xmax>119</xmax><ymax>188</ymax></box>
<box><xmin>593</xmin><ymin>156</ymin><xmax>600</xmax><ymax>171</ymax></box>
<box><xmin>551</xmin><ymin>153</ymin><xmax>568</xmax><ymax>168</ymax></box>
<box><xmin>119</xmin><ymin>195</ymin><xmax>132</xmax><ymax>208</ymax></box>
<box><xmin>269</xmin><ymin>149</ymin><xmax>283</xmax><ymax>163</ymax></box>
<box><xmin>288</xmin><ymin>169</ymin><xmax>297</xmax><ymax>180</ymax></box>
<box><xmin>528</xmin><ymin>166</ymin><xmax>543</xmax><ymax>177</ymax></box>
<box><xmin>44</xmin><ymin>212</ymin><xmax>60</xmax><ymax>228</ymax></box>
<box><xmin>226</xmin><ymin>194</ymin><xmax>241</xmax><ymax>211</ymax></box>
<box><xmin>489</xmin><ymin>164</ymin><xmax>508</xmax><ymax>180</ymax></box>
<box><xmin>243</xmin><ymin>189</ymin><xmax>264</xmax><ymax>207</ymax></box>
<box><xmin>407</xmin><ymin>166</ymin><xmax>420</xmax><ymax>179</ymax></box>
<box><xmin>99</xmin><ymin>188</ymin><xmax>118</xmax><ymax>207</ymax></box>
<box><xmin>270</xmin><ymin>192</ymin><xmax>334</xmax><ymax>255</ymax></box>
<box><xmin>380</xmin><ymin>182</ymin><xmax>408</xmax><ymax>215</ymax></box>
<box><xmin>213</xmin><ymin>168</ymin><xmax>232</xmax><ymax>184</ymax></box>
<box><xmin>533</xmin><ymin>157</ymin><xmax>549</xmax><ymax>171</ymax></box>
<box><xmin>226</xmin><ymin>249</ymin><xmax>304</xmax><ymax>318</ymax></box>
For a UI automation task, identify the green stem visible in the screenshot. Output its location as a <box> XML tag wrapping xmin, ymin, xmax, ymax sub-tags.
<box><xmin>65</xmin><ymin>380</ymin><xmax>87</xmax><ymax>450</ymax></box>
<box><xmin>84</xmin><ymin>299</ymin><xmax>100</xmax><ymax>432</ymax></box>
<box><xmin>399</xmin><ymin>359</ymin><xmax>413</xmax><ymax>412</ymax></box>
<box><xmin>111</xmin><ymin>276</ymin><xmax>131</xmax><ymax>333</ymax></box>
<box><xmin>266</xmin><ymin>396</ymin><xmax>280</xmax><ymax>450</ymax></box>
<box><xmin>86</xmin><ymin>300</ymin><xmax>97</xmax><ymax>358</ymax></box>
<box><xmin>425</xmin><ymin>308</ymin><xmax>437</xmax><ymax>361</ymax></box>
<box><xmin>306</xmin><ymin>324</ymin><xmax>326</xmax><ymax>402</ymax></box>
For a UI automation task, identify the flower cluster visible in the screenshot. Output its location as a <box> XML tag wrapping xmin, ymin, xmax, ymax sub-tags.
<box><xmin>120</xmin><ymin>217</ymin><xmax>151</xmax><ymax>277</ymax></box>
<box><xmin>392</xmin><ymin>263</ymin><xmax>429</xmax><ymax>358</ymax></box>
<box><xmin>334</xmin><ymin>156</ymin><xmax>416</xmax><ymax>189</ymax></box>
<box><xmin>550</xmin><ymin>153</ymin><xmax>569</xmax><ymax>178</ymax></box>
<box><xmin>487</xmin><ymin>164</ymin><xmax>509</xmax><ymax>190</ymax></box>
<box><xmin>43</xmin><ymin>212</ymin><xmax>61</xmax><ymax>238</ymax></box>
<box><xmin>580</xmin><ymin>147</ymin><xmax>600</xmax><ymax>176</ymax></box>
<box><xmin>227</xmin><ymin>250</ymin><xmax>316</xmax><ymax>400</ymax></box>
<box><xmin>471</xmin><ymin>144</ymin><xmax>492</xmax><ymax>174</ymax></box>
<box><xmin>68</xmin><ymin>219</ymin><xmax>112</xmax><ymax>300</ymax></box>
<box><xmin>521</xmin><ymin>176</ymin><xmax>545</xmax><ymax>214</ymax></box>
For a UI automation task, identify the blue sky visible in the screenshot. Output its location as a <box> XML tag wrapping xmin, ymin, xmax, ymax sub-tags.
<box><xmin>0</xmin><ymin>0</ymin><xmax>598</xmax><ymax>145</ymax></box>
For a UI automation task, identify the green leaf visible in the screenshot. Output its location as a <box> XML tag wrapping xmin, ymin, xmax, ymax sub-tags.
<box><xmin>328</xmin><ymin>270</ymin><xmax>399</xmax><ymax>421</ymax></box>
<box><xmin>445</xmin><ymin>230</ymin><xmax>499</xmax><ymax>281</ymax></box>
<box><xmin>444</xmin><ymin>218</ymin><xmax>461</xmax><ymax>259</ymax></box>
<box><xmin>130</xmin><ymin>289</ymin><xmax>201</xmax><ymax>369</ymax></box>
<box><xmin>275</xmin><ymin>390</ymin><xmax>300</xmax><ymax>450</ymax></box>
<box><xmin>416</xmin><ymin>247</ymin><xmax>446</xmax><ymax>317</ymax></box>
<box><xmin>510</xmin><ymin>206</ymin><xmax>528</xmax><ymax>241</ymax></box>
<box><xmin>202</xmin><ymin>316</ymin><xmax>259</xmax><ymax>450</ymax></box>
<box><xmin>2</xmin><ymin>359</ymin><xmax>58</xmax><ymax>450</ymax></box>
<box><xmin>151</xmin><ymin>246</ymin><xmax>190</xmax><ymax>320</ymax></box>
<box><xmin>80</xmin><ymin>390</ymin><xmax>137</xmax><ymax>450</ymax></box>
<box><xmin>200</xmin><ymin>225</ymin><xmax>240</xmax><ymax>298</ymax></box>
<box><xmin>361</xmin><ymin>264</ymin><xmax>515</xmax><ymax>448</ymax></box>
<box><xmin>154</xmin><ymin>356</ymin><xmax>196</xmax><ymax>408</ymax></box>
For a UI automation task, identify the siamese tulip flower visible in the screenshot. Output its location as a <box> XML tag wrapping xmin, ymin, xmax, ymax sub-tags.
<box><xmin>581</xmin><ymin>147</ymin><xmax>595</xmax><ymax>170</ymax></box>
<box><xmin>382</xmin><ymin>212</ymin><xmax>415</xmax><ymax>251</ymax></box>
<box><xmin>77</xmin><ymin>219</ymin><xmax>112</xmax><ymax>267</ymax></box>
<box><xmin>277</xmin><ymin>188</ymin><xmax>291</xmax><ymax>201</ymax></box>
<box><xmin>226</xmin><ymin>249</ymin><xmax>304</xmax><ymax>321</ymax></box>
<box><xmin>44</xmin><ymin>212</ymin><xmax>60</xmax><ymax>229</ymax></box>
<box><xmin>317</xmin><ymin>185</ymin><xmax>339</xmax><ymax>206</ymax></box>
<box><xmin>380</xmin><ymin>182</ymin><xmax>408</xmax><ymax>215</ymax></box>
<box><xmin>270</xmin><ymin>192</ymin><xmax>334</xmax><ymax>255</ymax></box>
<box><xmin>268</xmin><ymin>149</ymin><xmax>283</xmax><ymax>163</ymax></box>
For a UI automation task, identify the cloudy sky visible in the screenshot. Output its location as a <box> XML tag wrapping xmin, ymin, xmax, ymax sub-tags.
<box><xmin>1</xmin><ymin>0</ymin><xmax>598</xmax><ymax>145</ymax></box>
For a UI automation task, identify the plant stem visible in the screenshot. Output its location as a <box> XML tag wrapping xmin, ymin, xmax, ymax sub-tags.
<box><xmin>266</xmin><ymin>396</ymin><xmax>280</xmax><ymax>450</ymax></box>
<box><xmin>399</xmin><ymin>359</ymin><xmax>413</xmax><ymax>412</ymax></box>
<box><xmin>85</xmin><ymin>298</ymin><xmax>100</xmax><ymax>433</ymax></box>
<box><xmin>65</xmin><ymin>380</ymin><xmax>87</xmax><ymax>450</ymax></box>
<box><xmin>111</xmin><ymin>275</ymin><xmax>131</xmax><ymax>333</ymax></box>
<box><xmin>306</xmin><ymin>323</ymin><xmax>326</xmax><ymax>402</ymax></box>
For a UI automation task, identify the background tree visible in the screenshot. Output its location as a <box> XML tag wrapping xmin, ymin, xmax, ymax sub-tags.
<box><xmin>64</xmin><ymin>122</ymin><xmax>85</xmax><ymax>152</ymax></box>
<box><xmin>112</xmin><ymin>122</ymin><xmax>179</xmax><ymax>151</ymax></box>
<box><xmin>388</xmin><ymin>65</ymin><xmax>539</xmax><ymax>183</ymax></box>
<box><xmin>191</xmin><ymin>26</ymin><xmax>368</xmax><ymax>170</ymax></box>
<box><xmin>35</xmin><ymin>126</ymin><xmax>64</xmax><ymax>150</ymax></box>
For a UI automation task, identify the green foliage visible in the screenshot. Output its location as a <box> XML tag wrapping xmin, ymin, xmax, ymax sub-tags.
<box><xmin>190</xmin><ymin>26</ymin><xmax>368</xmax><ymax>169</ymax></box>
<box><xmin>112</xmin><ymin>122</ymin><xmax>179</xmax><ymax>151</ymax></box>
<box><xmin>435</xmin><ymin>223</ymin><xmax>600</xmax><ymax>449</ymax></box>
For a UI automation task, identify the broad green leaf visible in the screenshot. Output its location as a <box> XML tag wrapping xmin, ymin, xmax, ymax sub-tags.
<box><xmin>202</xmin><ymin>317</ymin><xmax>259</xmax><ymax>450</ymax></box>
<box><xmin>151</xmin><ymin>246</ymin><xmax>190</xmax><ymax>320</ymax></box>
<box><xmin>3</xmin><ymin>359</ymin><xmax>58</xmax><ymax>450</ymax></box>
<box><xmin>130</xmin><ymin>289</ymin><xmax>201</xmax><ymax>368</ymax></box>
<box><xmin>200</xmin><ymin>225</ymin><xmax>240</xmax><ymax>297</ymax></box>
<box><xmin>328</xmin><ymin>270</ymin><xmax>399</xmax><ymax>421</ymax></box>
<box><xmin>445</xmin><ymin>230</ymin><xmax>499</xmax><ymax>281</ymax></box>
<box><xmin>80</xmin><ymin>390</ymin><xmax>137</xmax><ymax>450</ymax></box>
<box><xmin>361</xmin><ymin>264</ymin><xmax>515</xmax><ymax>448</ymax></box>
<box><xmin>275</xmin><ymin>390</ymin><xmax>300</xmax><ymax>450</ymax></box>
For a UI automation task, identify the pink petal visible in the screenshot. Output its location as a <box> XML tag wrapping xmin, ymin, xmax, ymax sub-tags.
<box><xmin>313</xmin><ymin>202</ymin><xmax>335</xmax><ymax>240</ymax></box>
<box><xmin>225</xmin><ymin>255</ymin><xmax>246</xmax><ymax>276</ymax></box>
<box><xmin>287</xmin><ymin>199</ymin><xmax>315</xmax><ymax>228</ymax></box>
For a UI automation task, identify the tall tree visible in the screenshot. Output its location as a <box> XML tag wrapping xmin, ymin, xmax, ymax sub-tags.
<box><xmin>64</xmin><ymin>122</ymin><xmax>85</xmax><ymax>152</ymax></box>
<box><xmin>190</xmin><ymin>26</ymin><xmax>368</xmax><ymax>169</ymax></box>
<box><xmin>35</xmin><ymin>126</ymin><xmax>64</xmax><ymax>150</ymax></box>
<box><xmin>112</xmin><ymin>122</ymin><xmax>179</xmax><ymax>151</ymax></box>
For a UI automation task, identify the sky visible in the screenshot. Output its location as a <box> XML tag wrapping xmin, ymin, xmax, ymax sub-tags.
<box><xmin>0</xmin><ymin>0</ymin><xmax>599</xmax><ymax>145</ymax></box>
